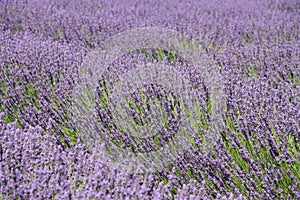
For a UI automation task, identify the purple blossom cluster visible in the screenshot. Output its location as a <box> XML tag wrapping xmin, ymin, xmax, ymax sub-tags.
<box><xmin>2</xmin><ymin>117</ymin><xmax>217</xmax><ymax>199</ymax></box>
<box><xmin>0</xmin><ymin>35</ymin><xmax>81</xmax><ymax>149</ymax></box>
<box><xmin>1</xmin><ymin>0</ymin><xmax>299</xmax><ymax>199</ymax></box>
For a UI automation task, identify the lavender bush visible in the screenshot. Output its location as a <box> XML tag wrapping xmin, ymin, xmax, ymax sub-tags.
<box><xmin>0</xmin><ymin>0</ymin><xmax>299</xmax><ymax>199</ymax></box>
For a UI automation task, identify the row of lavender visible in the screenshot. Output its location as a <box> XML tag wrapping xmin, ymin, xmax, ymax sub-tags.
<box><xmin>1</xmin><ymin>0</ymin><xmax>299</xmax><ymax>199</ymax></box>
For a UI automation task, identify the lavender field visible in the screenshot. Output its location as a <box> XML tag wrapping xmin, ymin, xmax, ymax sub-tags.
<box><xmin>0</xmin><ymin>0</ymin><xmax>299</xmax><ymax>199</ymax></box>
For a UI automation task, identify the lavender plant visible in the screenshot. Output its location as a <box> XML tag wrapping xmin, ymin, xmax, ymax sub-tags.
<box><xmin>0</xmin><ymin>0</ymin><xmax>299</xmax><ymax>199</ymax></box>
